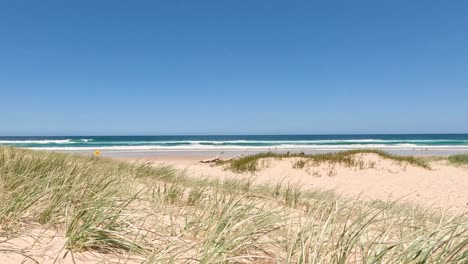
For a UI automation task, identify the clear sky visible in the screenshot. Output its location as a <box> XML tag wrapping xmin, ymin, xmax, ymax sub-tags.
<box><xmin>1</xmin><ymin>1</ymin><xmax>467</xmax><ymax>136</ymax></box>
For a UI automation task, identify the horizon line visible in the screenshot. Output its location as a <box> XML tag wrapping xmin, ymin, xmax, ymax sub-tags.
<box><xmin>1</xmin><ymin>132</ymin><xmax>468</xmax><ymax>137</ymax></box>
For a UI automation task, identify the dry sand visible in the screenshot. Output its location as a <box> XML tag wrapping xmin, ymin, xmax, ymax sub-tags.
<box><xmin>114</xmin><ymin>153</ymin><xmax>468</xmax><ymax>212</ymax></box>
<box><xmin>0</xmin><ymin>227</ymin><xmax>143</xmax><ymax>264</ymax></box>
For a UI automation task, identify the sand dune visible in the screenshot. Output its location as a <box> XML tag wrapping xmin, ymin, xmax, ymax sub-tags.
<box><xmin>2</xmin><ymin>149</ymin><xmax>467</xmax><ymax>263</ymax></box>
<box><xmin>116</xmin><ymin>153</ymin><xmax>468</xmax><ymax>212</ymax></box>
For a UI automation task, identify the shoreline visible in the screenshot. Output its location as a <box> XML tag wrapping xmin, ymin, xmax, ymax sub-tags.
<box><xmin>33</xmin><ymin>147</ymin><xmax>468</xmax><ymax>157</ymax></box>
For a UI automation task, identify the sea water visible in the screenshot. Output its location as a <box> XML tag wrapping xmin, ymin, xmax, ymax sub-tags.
<box><xmin>1</xmin><ymin>134</ymin><xmax>468</xmax><ymax>153</ymax></box>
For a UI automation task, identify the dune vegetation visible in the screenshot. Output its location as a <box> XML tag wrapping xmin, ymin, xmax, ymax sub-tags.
<box><xmin>217</xmin><ymin>149</ymin><xmax>430</xmax><ymax>173</ymax></box>
<box><xmin>448</xmin><ymin>153</ymin><xmax>468</xmax><ymax>165</ymax></box>
<box><xmin>0</xmin><ymin>147</ymin><xmax>467</xmax><ymax>263</ymax></box>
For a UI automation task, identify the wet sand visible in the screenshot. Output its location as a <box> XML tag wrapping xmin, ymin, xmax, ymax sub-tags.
<box><xmin>76</xmin><ymin>147</ymin><xmax>468</xmax><ymax>158</ymax></box>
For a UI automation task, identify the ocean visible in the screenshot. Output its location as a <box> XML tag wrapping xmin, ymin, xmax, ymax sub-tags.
<box><xmin>1</xmin><ymin>135</ymin><xmax>468</xmax><ymax>154</ymax></box>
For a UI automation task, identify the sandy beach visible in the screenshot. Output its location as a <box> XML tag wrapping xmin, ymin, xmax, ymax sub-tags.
<box><xmin>1</xmin><ymin>148</ymin><xmax>467</xmax><ymax>263</ymax></box>
<box><xmin>113</xmin><ymin>153</ymin><xmax>468</xmax><ymax>212</ymax></box>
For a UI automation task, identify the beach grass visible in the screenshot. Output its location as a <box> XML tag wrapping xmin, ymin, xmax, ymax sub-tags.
<box><xmin>0</xmin><ymin>147</ymin><xmax>467</xmax><ymax>263</ymax></box>
<box><xmin>448</xmin><ymin>153</ymin><xmax>468</xmax><ymax>165</ymax></box>
<box><xmin>217</xmin><ymin>149</ymin><xmax>430</xmax><ymax>173</ymax></box>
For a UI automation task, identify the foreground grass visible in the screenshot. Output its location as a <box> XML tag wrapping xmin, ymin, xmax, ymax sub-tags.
<box><xmin>0</xmin><ymin>147</ymin><xmax>467</xmax><ymax>263</ymax></box>
<box><xmin>448</xmin><ymin>153</ymin><xmax>468</xmax><ymax>165</ymax></box>
<box><xmin>217</xmin><ymin>149</ymin><xmax>429</xmax><ymax>173</ymax></box>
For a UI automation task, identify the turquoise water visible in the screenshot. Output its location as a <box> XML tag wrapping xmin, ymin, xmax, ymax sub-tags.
<box><xmin>1</xmin><ymin>134</ymin><xmax>468</xmax><ymax>151</ymax></box>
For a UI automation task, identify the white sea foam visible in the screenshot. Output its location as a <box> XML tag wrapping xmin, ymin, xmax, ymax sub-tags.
<box><xmin>0</xmin><ymin>139</ymin><xmax>74</xmax><ymax>144</ymax></box>
<box><xmin>206</xmin><ymin>139</ymin><xmax>465</xmax><ymax>144</ymax></box>
<box><xmin>0</xmin><ymin>139</ymin><xmax>98</xmax><ymax>144</ymax></box>
<box><xmin>47</xmin><ymin>139</ymin><xmax>464</xmax><ymax>145</ymax></box>
<box><xmin>27</xmin><ymin>144</ymin><xmax>468</xmax><ymax>151</ymax></box>
<box><xmin>3</xmin><ymin>138</ymin><xmax>467</xmax><ymax>152</ymax></box>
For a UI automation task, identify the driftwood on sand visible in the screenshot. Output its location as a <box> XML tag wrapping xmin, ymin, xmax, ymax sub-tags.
<box><xmin>200</xmin><ymin>153</ymin><xmax>244</xmax><ymax>163</ymax></box>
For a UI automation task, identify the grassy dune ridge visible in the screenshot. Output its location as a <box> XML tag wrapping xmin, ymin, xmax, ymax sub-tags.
<box><xmin>0</xmin><ymin>147</ymin><xmax>467</xmax><ymax>263</ymax></box>
<box><xmin>217</xmin><ymin>150</ymin><xmax>430</xmax><ymax>173</ymax></box>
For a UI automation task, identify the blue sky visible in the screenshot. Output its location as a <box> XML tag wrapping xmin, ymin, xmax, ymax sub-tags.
<box><xmin>1</xmin><ymin>1</ymin><xmax>467</xmax><ymax>135</ymax></box>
